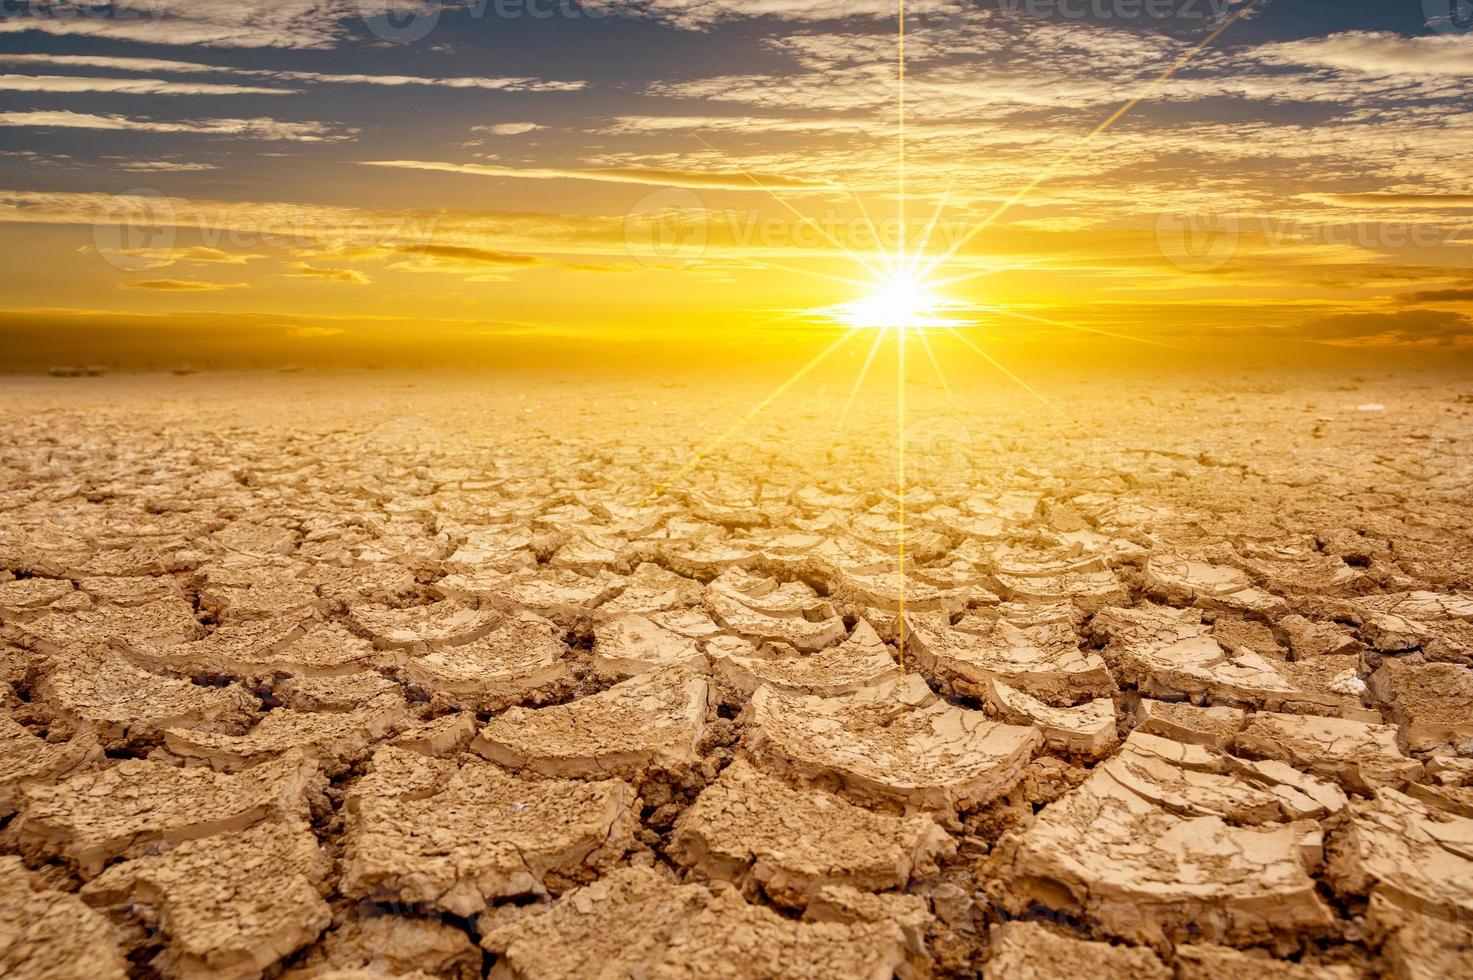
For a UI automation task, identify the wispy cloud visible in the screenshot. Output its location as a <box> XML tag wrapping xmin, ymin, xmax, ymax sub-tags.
<box><xmin>120</xmin><ymin>278</ymin><xmax>250</xmax><ymax>291</ymax></box>
<box><xmin>0</xmin><ymin>74</ymin><xmax>292</xmax><ymax>96</ymax></box>
<box><xmin>0</xmin><ymin>111</ymin><xmax>352</xmax><ymax>141</ymax></box>
<box><xmin>286</xmin><ymin>263</ymin><xmax>372</xmax><ymax>284</ymax></box>
<box><xmin>360</xmin><ymin>159</ymin><xmax>832</xmax><ymax>190</ymax></box>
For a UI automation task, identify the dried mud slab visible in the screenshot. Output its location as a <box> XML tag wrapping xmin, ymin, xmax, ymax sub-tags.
<box><xmin>906</xmin><ymin>615</ymin><xmax>1117</xmax><ymax>705</ymax></box>
<box><xmin>704</xmin><ymin>570</ymin><xmax>847</xmax><ymax>653</ymax></box>
<box><xmin>982</xmin><ymin>921</ymin><xmax>1169</xmax><ymax>979</ymax></box>
<box><xmin>1094</xmin><ymin>605</ymin><xmax>1302</xmax><ymax>707</ymax></box>
<box><xmin>127</xmin><ymin>616</ymin><xmax>378</xmax><ymax>678</ymax></box>
<box><xmin>433</xmin><ymin>568</ymin><xmax>625</xmax><ymax>624</ymax></box>
<box><xmin>989</xmin><ymin>735</ymin><xmax>1334</xmax><ymax>944</ymax></box>
<box><xmin>161</xmin><ymin>693</ymin><xmax>406</xmax><ymax>774</ymax></box>
<box><xmin>481</xmin><ymin>866</ymin><xmax>913</xmax><ymax>980</ymax></box>
<box><xmin>1365</xmin><ymin>892</ymin><xmax>1473</xmax><ymax>980</ymax></box>
<box><xmin>1329</xmin><ymin>788</ymin><xmax>1473</xmax><ymax>922</ymax></box>
<box><xmin>394</xmin><ymin>612</ymin><xmax>572</xmax><ymax>711</ymax></box>
<box><xmin>1233</xmin><ymin>712</ymin><xmax>1422</xmax><ymax>794</ymax></box>
<box><xmin>343</xmin><ymin>760</ymin><xmax>637</xmax><ymax>916</ymax></box>
<box><xmin>1173</xmin><ymin>944</ymin><xmax>1357</xmax><ymax>979</ymax></box>
<box><xmin>347</xmin><ymin>600</ymin><xmax>502</xmax><ymax>653</ymax></box>
<box><xmin>81</xmin><ymin>819</ymin><xmax>331</xmax><ymax>980</ymax></box>
<box><xmin>287</xmin><ymin>912</ymin><xmax>481</xmax><ymax>980</ymax></box>
<box><xmin>5</xmin><ymin>596</ymin><xmax>204</xmax><ymax>656</ymax></box>
<box><xmin>17</xmin><ymin>750</ymin><xmax>317</xmax><ymax>877</ymax></box>
<box><xmin>472</xmin><ymin>668</ymin><xmax>712</xmax><ymax>778</ymax></box>
<box><xmin>669</xmin><ymin>759</ymin><xmax>954</xmax><ymax>906</ymax></box>
<box><xmin>0</xmin><ymin>714</ymin><xmax>101</xmax><ymax>817</ymax></box>
<box><xmin>1369</xmin><ymin>658</ymin><xmax>1473</xmax><ymax>753</ymax></box>
<box><xmin>742</xmin><ymin>675</ymin><xmax>1041</xmax><ymax>812</ymax></box>
<box><xmin>0</xmin><ymin>855</ymin><xmax>128</xmax><ymax>980</ymax></box>
<box><xmin>598</xmin><ymin>562</ymin><xmax>704</xmax><ymax>617</ymax></box>
<box><xmin>1143</xmin><ymin>556</ymin><xmax>1287</xmax><ymax>616</ymax></box>
<box><xmin>36</xmin><ymin>655</ymin><xmax>257</xmax><ymax>746</ymax></box>
<box><xmin>592</xmin><ymin>613</ymin><xmax>705</xmax><ymax>679</ymax></box>
<box><xmin>1134</xmin><ymin>701</ymin><xmax>1246</xmax><ymax>749</ymax></box>
<box><xmin>710</xmin><ymin>621</ymin><xmax>901</xmax><ymax>698</ymax></box>
<box><xmin>986</xmin><ymin>680</ymin><xmax>1118</xmax><ymax>757</ymax></box>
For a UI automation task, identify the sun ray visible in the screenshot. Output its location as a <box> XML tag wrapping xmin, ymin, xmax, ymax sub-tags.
<box><xmin>693</xmin><ymin>134</ymin><xmax>889</xmax><ymax>283</ymax></box>
<box><xmin>841</xmin><ymin>327</ymin><xmax>889</xmax><ymax>428</ymax></box>
<box><xmin>916</xmin><ymin>326</ymin><xmax>954</xmax><ymax>402</ymax></box>
<box><xmin>916</xmin><ymin>2</ymin><xmax>1259</xmax><ymax>281</ymax></box>
<box><xmin>964</xmin><ymin>304</ymin><xmax>1183</xmax><ymax>350</ymax></box>
<box><xmin>896</xmin><ymin>325</ymin><xmax>908</xmax><ymax>672</ymax></box>
<box><xmin>640</xmin><ymin>328</ymin><xmax>861</xmax><ymax>505</ymax></box>
<box><xmin>907</xmin><ymin>182</ymin><xmax>956</xmax><ymax>279</ymax></box>
<box><xmin>945</xmin><ymin>325</ymin><xmax>1073</xmax><ymax>422</ymax></box>
<box><xmin>897</xmin><ymin>0</ymin><xmax>908</xmax><ymax>278</ymax></box>
<box><xmin>840</xmin><ymin>182</ymin><xmax>895</xmax><ymax>277</ymax></box>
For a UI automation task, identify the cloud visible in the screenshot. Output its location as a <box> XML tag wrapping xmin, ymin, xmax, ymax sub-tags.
<box><xmin>1398</xmin><ymin>288</ymin><xmax>1473</xmax><ymax>304</ymax></box>
<box><xmin>1256</xmin><ymin>32</ymin><xmax>1473</xmax><ymax>79</ymax></box>
<box><xmin>581</xmin><ymin>0</ymin><xmax>901</xmax><ymax>29</ymax></box>
<box><xmin>0</xmin><ymin>0</ymin><xmax>385</xmax><ymax>49</ymax></box>
<box><xmin>474</xmin><ymin>122</ymin><xmax>547</xmax><ymax>136</ymax></box>
<box><xmin>360</xmin><ymin>159</ymin><xmax>832</xmax><ymax>190</ymax></box>
<box><xmin>0</xmin><ymin>74</ymin><xmax>292</xmax><ymax>96</ymax></box>
<box><xmin>1303</xmin><ymin>193</ymin><xmax>1473</xmax><ymax>210</ymax></box>
<box><xmin>392</xmin><ymin>244</ymin><xmax>543</xmax><ymax>266</ymax></box>
<box><xmin>0</xmin><ymin>111</ymin><xmax>352</xmax><ymax>141</ymax></box>
<box><xmin>113</xmin><ymin>160</ymin><xmax>221</xmax><ymax>173</ymax></box>
<box><xmin>287</xmin><ymin>263</ymin><xmax>372</xmax><ymax>284</ymax></box>
<box><xmin>1290</xmin><ymin>308</ymin><xmax>1473</xmax><ymax>346</ymax></box>
<box><xmin>119</xmin><ymin>278</ymin><xmax>249</xmax><ymax>291</ymax></box>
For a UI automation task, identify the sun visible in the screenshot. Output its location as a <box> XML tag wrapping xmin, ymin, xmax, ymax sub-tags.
<box><xmin>835</xmin><ymin>273</ymin><xmax>960</xmax><ymax>331</ymax></box>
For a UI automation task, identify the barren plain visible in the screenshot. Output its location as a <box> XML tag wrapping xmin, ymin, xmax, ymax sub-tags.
<box><xmin>1</xmin><ymin>368</ymin><xmax>1471</xmax><ymax>979</ymax></box>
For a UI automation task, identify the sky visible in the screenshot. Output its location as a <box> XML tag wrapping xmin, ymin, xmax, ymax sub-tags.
<box><xmin>0</xmin><ymin>0</ymin><xmax>1471</xmax><ymax>370</ymax></box>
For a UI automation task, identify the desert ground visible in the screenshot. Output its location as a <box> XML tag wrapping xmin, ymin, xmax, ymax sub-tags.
<box><xmin>1</xmin><ymin>368</ymin><xmax>1471</xmax><ymax>979</ymax></box>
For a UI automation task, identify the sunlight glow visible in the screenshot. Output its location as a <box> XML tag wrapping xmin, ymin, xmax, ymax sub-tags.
<box><xmin>834</xmin><ymin>273</ymin><xmax>960</xmax><ymax>331</ymax></box>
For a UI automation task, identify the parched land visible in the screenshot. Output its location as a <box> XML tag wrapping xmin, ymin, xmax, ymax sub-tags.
<box><xmin>1</xmin><ymin>368</ymin><xmax>1471</xmax><ymax>979</ymax></box>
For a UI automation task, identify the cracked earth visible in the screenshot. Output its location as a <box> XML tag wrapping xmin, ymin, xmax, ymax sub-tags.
<box><xmin>1</xmin><ymin>369</ymin><xmax>1471</xmax><ymax>979</ymax></box>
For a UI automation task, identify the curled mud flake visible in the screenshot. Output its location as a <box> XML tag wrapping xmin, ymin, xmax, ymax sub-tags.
<box><xmin>18</xmin><ymin>749</ymin><xmax>319</xmax><ymax>878</ymax></box>
<box><xmin>1328</xmin><ymin>788</ymin><xmax>1473</xmax><ymax>923</ymax></box>
<box><xmin>704</xmin><ymin>569</ymin><xmax>847</xmax><ymax>653</ymax></box>
<box><xmin>1364</xmin><ymin>892</ymin><xmax>1473</xmax><ymax>980</ymax></box>
<box><xmin>342</xmin><ymin>760</ymin><xmax>637</xmax><ymax>917</ymax></box>
<box><xmin>593</xmin><ymin>613</ymin><xmax>706</xmax><ymax>680</ymax></box>
<box><xmin>981</xmin><ymin>921</ymin><xmax>1169</xmax><ymax>979</ymax></box>
<box><xmin>346</xmin><ymin>599</ymin><xmax>503</xmax><ymax>654</ymax></box>
<box><xmin>741</xmin><ymin>675</ymin><xmax>1041</xmax><ymax>813</ymax></box>
<box><xmin>906</xmin><ymin>613</ymin><xmax>1117</xmax><ymax>706</ymax></box>
<box><xmin>0</xmin><ymin>714</ymin><xmax>103</xmax><ymax>818</ymax></box>
<box><xmin>285</xmin><ymin>912</ymin><xmax>480</xmax><ymax>980</ymax></box>
<box><xmin>668</xmin><ymin>758</ymin><xmax>955</xmax><ymax>906</ymax></box>
<box><xmin>36</xmin><ymin>653</ymin><xmax>257</xmax><ymax>749</ymax></box>
<box><xmin>710</xmin><ymin>620</ymin><xmax>901</xmax><ymax>699</ymax></box>
<box><xmin>5</xmin><ymin>595</ymin><xmax>205</xmax><ymax>657</ymax></box>
<box><xmin>392</xmin><ymin>612</ymin><xmax>573</xmax><ymax>712</ymax></box>
<box><xmin>988</xmin><ymin>735</ymin><xmax>1335</xmax><ymax>945</ymax></box>
<box><xmin>598</xmin><ymin>562</ymin><xmax>705</xmax><ymax>617</ymax></box>
<box><xmin>471</xmin><ymin>667</ymin><xmax>712</xmax><ymax>779</ymax></box>
<box><xmin>1135</xmin><ymin>701</ymin><xmax>1247</xmax><ymax>750</ymax></box>
<box><xmin>81</xmin><ymin>819</ymin><xmax>331</xmax><ymax>980</ymax></box>
<box><xmin>1173</xmin><ymin>944</ymin><xmax>1358</xmax><ymax>979</ymax></box>
<box><xmin>1233</xmin><ymin>712</ymin><xmax>1423</xmax><ymax>794</ymax></box>
<box><xmin>432</xmin><ymin>567</ymin><xmax>626</xmax><ymax>626</ymax></box>
<box><xmin>0</xmin><ymin>855</ymin><xmax>128</xmax><ymax>980</ymax></box>
<box><xmin>1368</xmin><ymin>658</ymin><xmax>1473</xmax><ymax>754</ymax></box>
